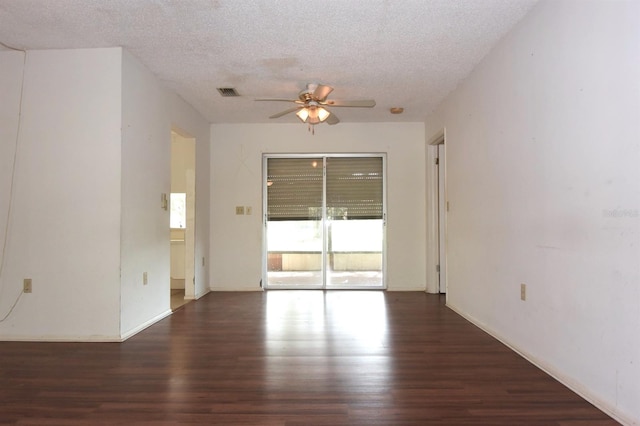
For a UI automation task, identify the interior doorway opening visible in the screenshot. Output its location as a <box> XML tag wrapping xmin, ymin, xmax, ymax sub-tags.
<box><xmin>170</xmin><ymin>129</ymin><xmax>196</xmax><ymax>310</ymax></box>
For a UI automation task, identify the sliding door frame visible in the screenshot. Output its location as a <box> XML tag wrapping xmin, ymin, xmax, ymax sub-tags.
<box><xmin>262</xmin><ymin>153</ymin><xmax>387</xmax><ymax>290</ymax></box>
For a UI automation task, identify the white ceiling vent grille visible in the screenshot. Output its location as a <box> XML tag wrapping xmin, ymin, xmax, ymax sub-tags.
<box><xmin>217</xmin><ymin>87</ymin><xmax>240</xmax><ymax>97</ymax></box>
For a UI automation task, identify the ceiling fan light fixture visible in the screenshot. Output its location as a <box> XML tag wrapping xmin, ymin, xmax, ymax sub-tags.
<box><xmin>296</xmin><ymin>106</ymin><xmax>330</xmax><ymax>124</ymax></box>
<box><xmin>317</xmin><ymin>107</ymin><xmax>330</xmax><ymax>122</ymax></box>
<box><xmin>296</xmin><ymin>108</ymin><xmax>309</xmax><ymax>122</ymax></box>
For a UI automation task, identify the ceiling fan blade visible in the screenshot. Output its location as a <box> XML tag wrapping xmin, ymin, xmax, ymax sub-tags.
<box><xmin>326</xmin><ymin>112</ymin><xmax>340</xmax><ymax>125</ymax></box>
<box><xmin>269</xmin><ymin>106</ymin><xmax>301</xmax><ymax>119</ymax></box>
<box><xmin>323</xmin><ymin>99</ymin><xmax>376</xmax><ymax>108</ymax></box>
<box><xmin>313</xmin><ymin>85</ymin><xmax>334</xmax><ymax>101</ymax></box>
<box><xmin>255</xmin><ymin>98</ymin><xmax>303</xmax><ymax>103</ymax></box>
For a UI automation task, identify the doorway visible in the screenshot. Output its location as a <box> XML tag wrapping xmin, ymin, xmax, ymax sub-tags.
<box><xmin>263</xmin><ymin>154</ymin><xmax>386</xmax><ymax>290</ymax></box>
<box><xmin>426</xmin><ymin>130</ymin><xmax>446</xmax><ymax>294</ymax></box>
<box><xmin>170</xmin><ymin>130</ymin><xmax>196</xmax><ymax>310</ymax></box>
<box><xmin>436</xmin><ymin>143</ymin><xmax>446</xmax><ymax>293</ymax></box>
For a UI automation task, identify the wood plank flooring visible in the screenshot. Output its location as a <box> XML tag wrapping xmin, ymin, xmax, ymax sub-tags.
<box><xmin>0</xmin><ymin>291</ymin><xmax>617</xmax><ymax>425</ymax></box>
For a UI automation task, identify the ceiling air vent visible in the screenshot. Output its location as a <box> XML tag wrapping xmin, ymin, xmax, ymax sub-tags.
<box><xmin>217</xmin><ymin>87</ymin><xmax>239</xmax><ymax>97</ymax></box>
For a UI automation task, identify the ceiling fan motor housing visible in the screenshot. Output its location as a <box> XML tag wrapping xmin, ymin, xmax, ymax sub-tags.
<box><xmin>299</xmin><ymin>89</ymin><xmax>315</xmax><ymax>102</ymax></box>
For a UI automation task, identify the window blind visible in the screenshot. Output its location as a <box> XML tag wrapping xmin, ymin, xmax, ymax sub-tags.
<box><xmin>267</xmin><ymin>158</ymin><xmax>323</xmax><ymax>221</ymax></box>
<box><xmin>326</xmin><ymin>157</ymin><xmax>383</xmax><ymax>219</ymax></box>
<box><xmin>266</xmin><ymin>156</ymin><xmax>383</xmax><ymax>221</ymax></box>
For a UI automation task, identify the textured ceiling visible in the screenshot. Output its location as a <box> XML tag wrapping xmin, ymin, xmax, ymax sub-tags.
<box><xmin>0</xmin><ymin>0</ymin><xmax>537</xmax><ymax>124</ymax></box>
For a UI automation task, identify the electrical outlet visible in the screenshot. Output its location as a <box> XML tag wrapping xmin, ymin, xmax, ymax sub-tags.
<box><xmin>235</xmin><ymin>206</ymin><xmax>245</xmax><ymax>215</ymax></box>
<box><xmin>520</xmin><ymin>283</ymin><xmax>526</xmax><ymax>301</ymax></box>
<box><xmin>23</xmin><ymin>278</ymin><xmax>32</xmax><ymax>293</ymax></box>
<box><xmin>143</xmin><ymin>272</ymin><xmax>148</xmax><ymax>285</ymax></box>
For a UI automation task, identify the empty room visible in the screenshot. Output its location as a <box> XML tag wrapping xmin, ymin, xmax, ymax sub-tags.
<box><xmin>0</xmin><ymin>0</ymin><xmax>638</xmax><ymax>424</ymax></box>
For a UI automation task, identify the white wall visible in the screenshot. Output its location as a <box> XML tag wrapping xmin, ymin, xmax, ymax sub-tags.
<box><xmin>0</xmin><ymin>52</ymin><xmax>23</xmax><ymax>272</ymax></box>
<box><xmin>210</xmin><ymin>123</ymin><xmax>426</xmax><ymax>291</ymax></box>
<box><xmin>0</xmin><ymin>47</ymin><xmax>210</xmax><ymax>341</ymax></box>
<box><xmin>425</xmin><ymin>0</ymin><xmax>639</xmax><ymax>423</ymax></box>
<box><xmin>120</xmin><ymin>50</ymin><xmax>211</xmax><ymax>337</ymax></box>
<box><xmin>0</xmin><ymin>48</ymin><xmax>122</xmax><ymax>340</ymax></box>
<box><xmin>119</xmin><ymin>50</ymin><xmax>173</xmax><ymax>336</ymax></box>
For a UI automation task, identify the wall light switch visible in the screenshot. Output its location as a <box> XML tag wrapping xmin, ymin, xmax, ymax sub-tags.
<box><xmin>520</xmin><ymin>283</ymin><xmax>526</xmax><ymax>301</ymax></box>
<box><xmin>246</xmin><ymin>206</ymin><xmax>252</xmax><ymax>215</ymax></box>
<box><xmin>143</xmin><ymin>272</ymin><xmax>148</xmax><ymax>285</ymax></box>
<box><xmin>236</xmin><ymin>206</ymin><xmax>245</xmax><ymax>215</ymax></box>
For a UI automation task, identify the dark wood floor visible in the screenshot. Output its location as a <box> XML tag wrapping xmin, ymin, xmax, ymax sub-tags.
<box><xmin>0</xmin><ymin>291</ymin><xmax>617</xmax><ymax>425</ymax></box>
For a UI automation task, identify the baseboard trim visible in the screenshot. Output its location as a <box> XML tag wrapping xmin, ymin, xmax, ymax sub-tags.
<box><xmin>195</xmin><ymin>288</ymin><xmax>210</xmax><ymax>299</ymax></box>
<box><xmin>387</xmin><ymin>286</ymin><xmax>427</xmax><ymax>291</ymax></box>
<box><xmin>209</xmin><ymin>285</ymin><xmax>261</xmax><ymax>291</ymax></box>
<box><xmin>0</xmin><ymin>334</ymin><xmax>122</xmax><ymax>342</ymax></box>
<box><xmin>207</xmin><ymin>286</ymin><xmax>427</xmax><ymax>292</ymax></box>
<box><xmin>120</xmin><ymin>309</ymin><xmax>172</xmax><ymax>342</ymax></box>
<box><xmin>446</xmin><ymin>302</ymin><xmax>635</xmax><ymax>426</ymax></box>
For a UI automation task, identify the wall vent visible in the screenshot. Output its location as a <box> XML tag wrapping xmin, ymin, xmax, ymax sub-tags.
<box><xmin>217</xmin><ymin>87</ymin><xmax>240</xmax><ymax>97</ymax></box>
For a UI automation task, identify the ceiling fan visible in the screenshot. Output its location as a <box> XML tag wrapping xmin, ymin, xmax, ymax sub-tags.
<box><xmin>255</xmin><ymin>83</ymin><xmax>376</xmax><ymax>133</ymax></box>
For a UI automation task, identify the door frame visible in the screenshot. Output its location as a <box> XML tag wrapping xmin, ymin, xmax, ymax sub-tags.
<box><xmin>170</xmin><ymin>128</ymin><xmax>196</xmax><ymax>302</ymax></box>
<box><xmin>426</xmin><ymin>129</ymin><xmax>447</xmax><ymax>294</ymax></box>
<box><xmin>262</xmin><ymin>153</ymin><xmax>387</xmax><ymax>290</ymax></box>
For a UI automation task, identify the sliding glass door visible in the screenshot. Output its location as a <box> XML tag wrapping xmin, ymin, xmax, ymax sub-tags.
<box><xmin>264</xmin><ymin>154</ymin><xmax>385</xmax><ymax>290</ymax></box>
<box><xmin>264</xmin><ymin>157</ymin><xmax>324</xmax><ymax>288</ymax></box>
<box><xmin>325</xmin><ymin>157</ymin><xmax>384</xmax><ymax>288</ymax></box>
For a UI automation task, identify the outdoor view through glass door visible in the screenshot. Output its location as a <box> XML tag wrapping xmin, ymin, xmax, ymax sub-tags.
<box><xmin>264</xmin><ymin>155</ymin><xmax>385</xmax><ymax>289</ymax></box>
